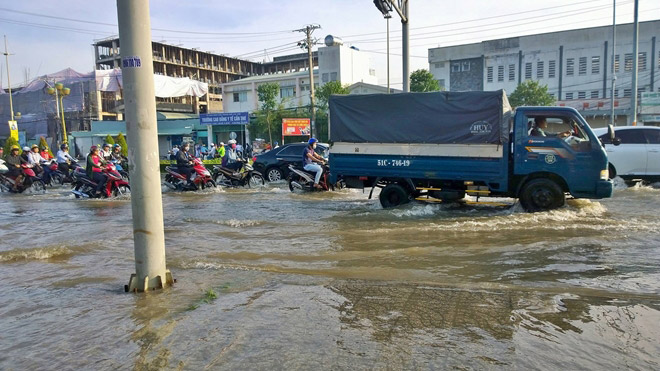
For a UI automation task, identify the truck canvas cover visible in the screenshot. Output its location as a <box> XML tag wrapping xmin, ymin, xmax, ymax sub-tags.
<box><xmin>329</xmin><ymin>90</ymin><xmax>511</xmax><ymax>144</ymax></box>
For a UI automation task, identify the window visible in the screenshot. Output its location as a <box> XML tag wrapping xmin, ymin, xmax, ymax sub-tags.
<box><xmin>616</xmin><ymin>129</ymin><xmax>646</xmax><ymax>144</ymax></box>
<box><xmin>537</xmin><ymin>61</ymin><xmax>544</xmax><ymax>79</ymax></box>
<box><xmin>525</xmin><ymin>62</ymin><xmax>532</xmax><ymax>79</ymax></box>
<box><xmin>637</xmin><ymin>87</ymin><xmax>645</xmax><ymax>99</ymax></box>
<box><xmin>497</xmin><ymin>65</ymin><xmax>504</xmax><ymax>82</ymax></box>
<box><xmin>565</xmin><ymin>92</ymin><xmax>574</xmax><ymax>100</ymax></box>
<box><xmin>613</xmin><ymin>89</ymin><xmax>618</xmax><ymax>98</ymax></box>
<box><xmin>451</xmin><ymin>62</ymin><xmax>461</xmax><ymax>72</ymax></box>
<box><xmin>434</xmin><ymin>62</ymin><xmax>445</xmax><ymax>69</ymax></box>
<box><xmin>276</xmin><ymin>145</ymin><xmax>303</xmax><ymax>156</ymax></box>
<box><xmin>548</xmin><ymin>60</ymin><xmax>556</xmax><ymax>78</ymax></box>
<box><xmin>566</xmin><ymin>58</ymin><xmax>574</xmax><ymax>75</ymax></box>
<box><xmin>434</xmin><ymin>63</ymin><xmax>440</xmax><ymax>69</ymax></box>
<box><xmin>639</xmin><ymin>52</ymin><xmax>647</xmax><ymax>70</ymax></box>
<box><xmin>508</xmin><ymin>64</ymin><xmax>515</xmax><ymax>81</ymax></box>
<box><xmin>462</xmin><ymin>61</ymin><xmax>470</xmax><ymax>72</ymax></box>
<box><xmin>330</xmin><ymin>72</ymin><xmax>338</xmax><ymax>81</ymax></box>
<box><xmin>613</xmin><ymin>54</ymin><xmax>620</xmax><ymax>73</ymax></box>
<box><xmin>591</xmin><ymin>56</ymin><xmax>600</xmax><ymax>74</ymax></box>
<box><xmin>280</xmin><ymin>87</ymin><xmax>295</xmax><ymax>98</ymax></box>
<box><xmin>579</xmin><ymin>57</ymin><xmax>587</xmax><ymax>75</ymax></box>
<box><xmin>527</xmin><ymin>115</ymin><xmax>591</xmax><ymax>151</ymax></box>
<box><xmin>487</xmin><ymin>66</ymin><xmax>493</xmax><ymax>82</ymax></box>
<box><xmin>623</xmin><ymin>88</ymin><xmax>631</xmax><ymax>97</ymax></box>
<box><xmin>233</xmin><ymin>91</ymin><xmax>247</xmax><ymax>103</ymax></box>
<box><xmin>321</xmin><ymin>73</ymin><xmax>328</xmax><ymax>83</ymax></box>
<box><xmin>643</xmin><ymin>129</ymin><xmax>660</xmax><ymax>144</ymax></box>
<box><xmin>591</xmin><ymin>90</ymin><xmax>599</xmax><ymax>98</ymax></box>
<box><xmin>578</xmin><ymin>91</ymin><xmax>586</xmax><ymax>99</ymax></box>
<box><xmin>439</xmin><ymin>79</ymin><xmax>445</xmax><ymax>89</ymax></box>
<box><xmin>624</xmin><ymin>53</ymin><xmax>633</xmax><ymax>71</ymax></box>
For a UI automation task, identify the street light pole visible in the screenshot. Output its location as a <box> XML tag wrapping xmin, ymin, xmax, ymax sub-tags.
<box><xmin>401</xmin><ymin>0</ymin><xmax>410</xmax><ymax>92</ymax></box>
<box><xmin>296</xmin><ymin>24</ymin><xmax>320</xmax><ymax>138</ymax></box>
<box><xmin>3</xmin><ymin>35</ymin><xmax>14</xmax><ymax>121</ymax></box>
<box><xmin>629</xmin><ymin>0</ymin><xmax>639</xmax><ymax>126</ymax></box>
<box><xmin>117</xmin><ymin>0</ymin><xmax>173</xmax><ymax>293</ymax></box>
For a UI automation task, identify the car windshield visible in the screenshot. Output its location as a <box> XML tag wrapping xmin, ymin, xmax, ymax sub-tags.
<box><xmin>315</xmin><ymin>146</ymin><xmax>329</xmax><ymax>158</ymax></box>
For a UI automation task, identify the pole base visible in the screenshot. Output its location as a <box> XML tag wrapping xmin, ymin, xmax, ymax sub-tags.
<box><xmin>124</xmin><ymin>270</ymin><xmax>174</xmax><ymax>293</ymax></box>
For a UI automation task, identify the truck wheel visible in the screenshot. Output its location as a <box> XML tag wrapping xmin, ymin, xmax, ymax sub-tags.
<box><xmin>519</xmin><ymin>178</ymin><xmax>565</xmax><ymax>212</ymax></box>
<box><xmin>379</xmin><ymin>184</ymin><xmax>410</xmax><ymax>208</ymax></box>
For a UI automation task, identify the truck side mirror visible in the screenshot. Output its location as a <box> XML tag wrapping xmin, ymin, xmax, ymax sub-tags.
<box><xmin>612</xmin><ymin>137</ymin><xmax>622</xmax><ymax>146</ymax></box>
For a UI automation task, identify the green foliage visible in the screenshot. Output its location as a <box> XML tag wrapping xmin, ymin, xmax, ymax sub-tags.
<box><xmin>38</xmin><ymin>136</ymin><xmax>54</xmax><ymax>157</ymax></box>
<box><xmin>186</xmin><ymin>288</ymin><xmax>219</xmax><ymax>311</ymax></box>
<box><xmin>256</xmin><ymin>82</ymin><xmax>281</xmax><ymax>144</ymax></box>
<box><xmin>316</xmin><ymin>81</ymin><xmax>350</xmax><ymax>111</ymax></box>
<box><xmin>3</xmin><ymin>136</ymin><xmax>21</xmax><ymax>156</ymax></box>
<box><xmin>116</xmin><ymin>132</ymin><xmax>128</xmax><ymax>157</ymax></box>
<box><xmin>104</xmin><ymin>134</ymin><xmax>115</xmax><ymax>146</ymax></box>
<box><xmin>508</xmin><ymin>80</ymin><xmax>555</xmax><ymax>108</ymax></box>
<box><xmin>410</xmin><ymin>69</ymin><xmax>441</xmax><ymax>92</ymax></box>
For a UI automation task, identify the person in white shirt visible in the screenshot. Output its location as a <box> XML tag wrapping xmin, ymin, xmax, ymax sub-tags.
<box><xmin>56</xmin><ymin>143</ymin><xmax>76</xmax><ymax>179</ymax></box>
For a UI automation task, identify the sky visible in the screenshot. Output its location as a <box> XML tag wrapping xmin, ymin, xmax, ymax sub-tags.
<box><xmin>0</xmin><ymin>0</ymin><xmax>658</xmax><ymax>89</ymax></box>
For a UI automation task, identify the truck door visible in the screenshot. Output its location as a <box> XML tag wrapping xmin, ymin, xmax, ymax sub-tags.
<box><xmin>515</xmin><ymin>112</ymin><xmax>597</xmax><ymax>193</ymax></box>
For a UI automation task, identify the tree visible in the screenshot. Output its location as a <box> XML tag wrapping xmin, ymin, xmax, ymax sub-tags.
<box><xmin>508</xmin><ymin>80</ymin><xmax>555</xmax><ymax>107</ymax></box>
<box><xmin>104</xmin><ymin>134</ymin><xmax>115</xmax><ymax>146</ymax></box>
<box><xmin>116</xmin><ymin>132</ymin><xmax>128</xmax><ymax>157</ymax></box>
<box><xmin>38</xmin><ymin>136</ymin><xmax>54</xmax><ymax>157</ymax></box>
<box><xmin>316</xmin><ymin>81</ymin><xmax>350</xmax><ymax>111</ymax></box>
<box><xmin>256</xmin><ymin>82</ymin><xmax>280</xmax><ymax>144</ymax></box>
<box><xmin>3</xmin><ymin>136</ymin><xmax>21</xmax><ymax>155</ymax></box>
<box><xmin>410</xmin><ymin>69</ymin><xmax>440</xmax><ymax>92</ymax></box>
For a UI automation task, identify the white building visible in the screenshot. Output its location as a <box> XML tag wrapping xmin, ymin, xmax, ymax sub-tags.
<box><xmin>221</xmin><ymin>40</ymin><xmax>378</xmax><ymax>113</ymax></box>
<box><xmin>428</xmin><ymin>20</ymin><xmax>660</xmax><ymax>126</ymax></box>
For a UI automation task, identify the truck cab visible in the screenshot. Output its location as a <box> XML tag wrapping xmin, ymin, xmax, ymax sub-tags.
<box><xmin>511</xmin><ymin>107</ymin><xmax>612</xmax><ymax>211</ymax></box>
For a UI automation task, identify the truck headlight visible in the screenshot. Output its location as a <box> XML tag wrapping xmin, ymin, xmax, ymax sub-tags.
<box><xmin>600</xmin><ymin>169</ymin><xmax>609</xmax><ymax>180</ymax></box>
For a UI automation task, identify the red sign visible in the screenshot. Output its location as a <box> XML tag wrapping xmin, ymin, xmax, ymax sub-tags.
<box><xmin>282</xmin><ymin>118</ymin><xmax>311</xmax><ymax>136</ymax></box>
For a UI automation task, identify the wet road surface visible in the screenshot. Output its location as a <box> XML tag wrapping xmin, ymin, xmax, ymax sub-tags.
<box><xmin>0</xmin><ymin>180</ymin><xmax>659</xmax><ymax>369</ymax></box>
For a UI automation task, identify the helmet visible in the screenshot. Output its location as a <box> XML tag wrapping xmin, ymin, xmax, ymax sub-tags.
<box><xmin>103</xmin><ymin>143</ymin><xmax>111</xmax><ymax>148</ymax></box>
<box><xmin>90</xmin><ymin>145</ymin><xmax>98</xmax><ymax>153</ymax></box>
<box><xmin>60</xmin><ymin>143</ymin><xmax>68</xmax><ymax>150</ymax></box>
<box><xmin>113</xmin><ymin>144</ymin><xmax>121</xmax><ymax>149</ymax></box>
<box><xmin>228</xmin><ymin>139</ymin><xmax>237</xmax><ymax>145</ymax></box>
<box><xmin>219</xmin><ymin>142</ymin><xmax>225</xmax><ymax>146</ymax></box>
<box><xmin>31</xmin><ymin>144</ymin><xmax>39</xmax><ymax>149</ymax></box>
<box><xmin>308</xmin><ymin>138</ymin><xmax>318</xmax><ymax>145</ymax></box>
<box><xmin>11</xmin><ymin>145</ymin><xmax>19</xmax><ymax>151</ymax></box>
<box><xmin>23</xmin><ymin>146</ymin><xmax>30</xmax><ymax>152</ymax></box>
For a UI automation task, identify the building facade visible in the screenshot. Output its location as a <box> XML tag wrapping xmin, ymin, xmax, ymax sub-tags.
<box><xmin>429</xmin><ymin>20</ymin><xmax>660</xmax><ymax>125</ymax></box>
<box><xmin>221</xmin><ymin>43</ymin><xmax>378</xmax><ymax>113</ymax></box>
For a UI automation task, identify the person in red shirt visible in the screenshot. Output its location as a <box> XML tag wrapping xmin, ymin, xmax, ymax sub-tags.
<box><xmin>86</xmin><ymin>146</ymin><xmax>108</xmax><ymax>196</ymax></box>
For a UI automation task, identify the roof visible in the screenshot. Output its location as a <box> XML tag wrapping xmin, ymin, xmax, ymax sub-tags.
<box><xmin>222</xmin><ymin>70</ymin><xmax>316</xmax><ymax>86</ymax></box>
<box><xmin>70</xmin><ymin>118</ymin><xmax>201</xmax><ymax>138</ymax></box>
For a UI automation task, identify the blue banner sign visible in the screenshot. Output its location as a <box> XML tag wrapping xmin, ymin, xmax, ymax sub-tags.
<box><xmin>200</xmin><ymin>112</ymin><xmax>249</xmax><ymax>126</ymax></box>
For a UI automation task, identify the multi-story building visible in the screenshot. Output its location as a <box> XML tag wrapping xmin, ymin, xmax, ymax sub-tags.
<box><xmin>221</xmin><ymin>39</ymin><xmax>378</xmax><ymax>113</ymax></box>
<box><xmin>428</xmin><ymin>20</ymin><xmax>660</xmax><ymax>126</ymax></box>
<box><xmin>93</xmin><ymin>37</ymin><xmax>318</xmax><ymax>116</ymax></box>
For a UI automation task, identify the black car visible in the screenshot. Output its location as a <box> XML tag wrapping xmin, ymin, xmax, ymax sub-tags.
<box><xmin>253</xmin><ymin>142</ymin><xmax>329</xmax><ymax>182</ymax></box>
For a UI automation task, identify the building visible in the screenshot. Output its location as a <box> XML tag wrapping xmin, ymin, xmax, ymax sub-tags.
<box><xmin>93</xmin><ymin>37</ymin><xmax>318</xmax><ymax>114</ymax></box>
<box><xmin>428</xmin><ymin>20</ymin><xmax>660</xmax><ymax>126</ymax></box>
<box><xmin>221</xmin><ymin>41</ymin><xmax>378</xmax><ymax>113</ymax></box>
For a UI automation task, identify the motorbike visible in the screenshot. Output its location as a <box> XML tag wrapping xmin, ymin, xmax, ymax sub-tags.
<box><xmin>50</xmin><ymin>159</ymin><xmax>81</xmax><ymax>185</ymax></box>
<box><xmin>287</xmin><ymin>163</ymin><xmax>343</xmax><ymax>192</ymax></box>
<box><xmin>0</xmin><ymin>161</ymin><xmax>46</xmax><ymax>193</ymax></box>
<box><xmin>38</xmin><ymin>159</ymin><xmax>58</xmax><ymax>187</ymax></box>
<box><xmin>163</xmin><ymin>157</ymin><xmax>216</xmax><ymax>191</ymax></box>
<box><xmin>111</xmin><ymin>159</ymin><xmax>130</xmax><ymax>181</ymax></box>
<box><xmin>212</xmin><ymin>161</ymin><xmax>265</xmax><ymax>188</ymax></box>
<box><xmin>71</xmin><ymin>162</ymin><xmax>130</xmax><ymax>198</ymax></box>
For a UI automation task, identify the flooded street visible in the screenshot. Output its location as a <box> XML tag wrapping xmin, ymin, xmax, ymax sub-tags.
<box><xmin>1</xmin><ymin>181</ymin><xmax>659</xmax><ymax>369</ymax></box>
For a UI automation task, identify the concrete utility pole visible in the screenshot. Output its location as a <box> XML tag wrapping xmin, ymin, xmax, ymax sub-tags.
<box><xmin>3</xmin><ymin>35</ymin><xmax>14</xmax><ymax>121</ymax></box>
<box><xmin>386</xmin><ymin>15</ymin><xmax>391</xmax><ymax>93</ymax></box>
<box><xmin>117</xmin><ymin>0</ymin><xmax>173</xmax><ymax>293</ymax></box>
<box><xmin>374</xmin><ymin>0</ymin><xmax>409</xmax><ymax>92</ymax></box>
<box><xmin>296</xmin><ymin>24</ymin><xmax>320</xmax><ymax>138</ymax></box>
<box><xmin>610</xmin><ymin>0</ymin><xmax>617</xmax><ymax>126</ymax></box>
<box><xmin>629</xmin><ymin>0</ymin><xmax>639</xmax><ymax>126</ymax></box>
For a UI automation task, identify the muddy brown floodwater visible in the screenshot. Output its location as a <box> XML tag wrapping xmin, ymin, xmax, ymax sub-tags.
<box><xmin>0</xmin><ymin>180</ymin><xmax>659</xmax><ymax>369</ymax></box>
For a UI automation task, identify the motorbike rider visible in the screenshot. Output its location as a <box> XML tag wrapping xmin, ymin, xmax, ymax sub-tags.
<box><xmin>175</xmin><ymin>142</ymin><xmax>195</xmax><ymax>186</ymax></box>
<box><xmin>110</xmin><ymin>144</ymin><xmax>127</xmax><ymax>166</ymax></box>
<box><xmin>56</xmin><ymin>143</ymin><xmax>76</xmax><ymax>180</ymax></box>
<box><xmin>86</xmin><ymin>145</ymin><xmax>108</xmax><ymax>196</ymax></box>
<box><xmin>302</xmin><ymin>138</ymin><xmax>326</xmax><ymax>189</ymax></box>
<box><xmin>38</xmin><ymin>145</ymin><xmax>54</xmax><ymax>183</ymax></box>
<box><xmin>26</xmin><ymin>144</ymin><xmax>44</xmax><ymax>177</ymax></box>
<box><xmin>101</xmin><ymin>143</ymin><xmax>113</xmax><ymax>161</ymax></box>
<box><xmin>216</xmin><ymin>142</ymin><xmax>225</xmax><ymax>159</ymax></box>
<box><xmin>21</xmin><ymin>146</ymin><xmax>30</xmax><ymax>163</ymax></box>
<box><xmin>222</xmin><ymin>140</ymin><xmax>242</xmax><ymax>172</ymax></box>
<box><xmin>5</xmin><ymin>145</ymin><xmax>27</xmax><ymax>191</ymax></box>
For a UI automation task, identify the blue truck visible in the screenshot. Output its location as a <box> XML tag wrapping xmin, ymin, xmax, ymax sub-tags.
<box><xmin>328</xmin><ymin>90</ymin><xmax>615</xmax><ymax>212</ymax></box>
